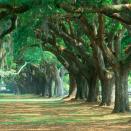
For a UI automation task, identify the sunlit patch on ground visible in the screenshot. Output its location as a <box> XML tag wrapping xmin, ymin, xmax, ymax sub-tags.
<box><xmin>0</xmin><ymin>94</ymin><xmax>131</xmax><ymax>131</ymax></box>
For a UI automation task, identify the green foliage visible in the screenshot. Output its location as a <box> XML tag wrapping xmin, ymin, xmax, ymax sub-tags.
<box><xmin>121</xmin><ymin>32</ymin><xmax>131</xmax><ymax>58</ymax></box>
<box><xmin>6</xmin><ymin>54</ymin><xmax>16</xmax><ymax>69</ymax></box>
<box><xmin>75</xmin><ymin>0</ymin><xmax>113</xmax><ymax>7</ymax></box>
<box><xmin>23</xmin><ymin>47</ymin><xmax>43</xmax><ymax>64</ymax></box>
<box><xmin>0</xmin><ymin>0</ymin><xmax>130</xmax><ymax>88</ymax></box>
<box><xmin>122</xmin><ymin>32</ymin><xmax>131</xmax><ymax>48</ymax></box>
<box><xmin>129</xmin><ymin>75</ymin><xmax>131</xmax><ymax>85</ymax></box>
<box><xmin>42</xmin><ymin>51</ymin><xmax>59</xmax><ymax>64</ymax></box>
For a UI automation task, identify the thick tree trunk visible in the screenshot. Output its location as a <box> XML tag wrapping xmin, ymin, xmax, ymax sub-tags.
<box><xmin>91</xmin><ymin>44</ymin><xmax>113</xmax><ymax>104</ymax></box>
<box><xmin>75</xmin><ymin>82</ymin><xmax>83</xmax><ymax>99</ymax></box>
<box><xmin>68</xmin><ymin>73</ymin><xmax>77</xmax><ymax>98</ymax></box>
<box><xmin>60</xmin><ymin>67</ymin><xmax>67</xmax><ymax>96</ymax></box>
<box><xmin>82</xmin><ymin>77</ymin><xmax>89</xmax><ymax>99</ymax></box>
<box><xmin>111</xmin><ymin>84</ymin><xmax>115</xmax><ymax>104</ymax></box>
<box><xmin>46</xmin><ymin>78</ymin><xmax>53</xmax><ymax>97</ymax></box>
<box><xmin>63</xmin><ymin>73</ymin><xmax>77</xmax><ymax>100</ymax></box>
<box><xmin>54</xmin><ymin>66</ymin><xmax>64</xmax><ymax>97</ymax></box>
<box><xmin>87</xmin><ymin>74</ymin><xmax>98</xmax><ymax>102</ymax></box>
<box><xmin>48</xmin><ymin>82</ymin><xmax>53</xmax><ymax>98</ymax></box>
<box><xmin>75</xmin><ymin>75</ymin><xmax>88</xmax><ymax>100</ymax></box>
<box><xmin>100</xmin><ymin>78</ymin><xmax>113</xmax><ymax>106</ymax></box>
<box><xmin>113</xmin><ymin>67</ymin><xmax>130</xmax><ymax>113</ymax></box>
<box><xmin>41</xmin><ymin>85</ymin><xmax>46</xmax><ymax>96</ymax></box>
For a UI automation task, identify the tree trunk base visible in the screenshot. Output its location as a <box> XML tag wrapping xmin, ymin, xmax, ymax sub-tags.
<box><xmin>64</xmin><ymin>97</ymin><xmax>77</xmax><ymax>102</ymax></box>
<box><xmin>112</xmin><ymin>108</ymin><xmax>130</xmax><ymax>113</ymax></box>
<box><xmin>99</xmin><ymin>101</ymin><xmax>111</xmax><ymax>106</ymax></box>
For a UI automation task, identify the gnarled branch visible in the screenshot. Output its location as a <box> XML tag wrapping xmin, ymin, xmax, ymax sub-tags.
<box><xmin>58</xmin><ymin>2</ymin><xmax>131</xmax><ymax>25</ymax></box>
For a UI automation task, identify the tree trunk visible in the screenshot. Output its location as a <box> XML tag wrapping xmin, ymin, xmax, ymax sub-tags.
<box><xmin>68</xmin><ymin>73</ymin><xmax>77</xmax><ymax>98</ymax></box>
<box><xmin>60</xmin><ymin>67</ymin><xmax>67</xmax><ymax>96</ymax></box>
<box><xmin>87</xmin><ymin>74</ymin><xmax>98</xmax><ymax>102</ymax></box>
<box><xmin>47</xmin><ymin>78</ymin><xmax>53</xmax><ymax>98</ymax></box>
<box><xmin>75</xmin><ymin>83</ymin><xmax>83</xmax><ymax>99</ymax></box>
<box><xmin>63</xmin><ymin>73</ymin><xmax>77</xmax><ymax>100</ymax></box>
<box><xmin>99</xmin><ymin>69</ymin><xmax>115</xmax><ymax>106</ymax></box>
<box><xmin>53</xmin><ymin>66</ymin><xmax>64</xmax><ymax>97</ymax></box>
<box><xmin>48</xmin><ymin>83</ymin><xmax>52</xmax><ymax>98</ymax></box>
<box><xmin>113</xmin><ymin>67</ymin><xmax>130</xmax><ymax>113</ymax></box>
<box><xmin>75</xmin><ymin>75</ymin><xmax>88</xmax><ymax>100</ymax></box>
<box><xmin>111</xmin><ymin>84</ymin><xmax>115</xmax><ymax>104</ymax></box>
<box><xmin>41</xmin><ymin>84</ymin><xmax>46</xmax><ymax>96</ymax></box>
<box><xmin>100</xmin><ymin>78</ymin><xmax>112</xmax><ymax>106</ymax></box>
<box><xmin>82</xmin><ymin>77</ymin><xmax>89</xmax><ymax>99</ymax></box>
<box><xmin>92</xmin><ymin>44</ymin><xmax>113</xmax><ymax>104</ymax></box>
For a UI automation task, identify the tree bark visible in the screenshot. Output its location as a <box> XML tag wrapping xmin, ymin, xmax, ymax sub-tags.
<box><xmin>68</xmin><ymin>73</ymin><xmax>77</xmax><ymax>98</ymax></box>
<box><xmin>87</xmin><ymin>73</ymin><xmax>98</xmax><ymax>102</ymax></box>
<box><xmin>46</xmin><ymin>78</ymin><xmax>53</xmax><ymax>98</ymax></box>
<box><xmin>113</xmin><ymin>66</ymin><xmax>130</xmax><ymax>113</ymax></box>
<box><xmin>100</xmin><ymin>77</ymin><xmax>114</xmax><ymax>106</ymax></box>
<box><xmin>53</xmin><ymin>65</ymin><xmax>64</xmax><ymax>97</ymax></box>
<box><xmin>75</xmin><ymin>75</ymin><xmax>88</xmax><ymax>100</ymax></box>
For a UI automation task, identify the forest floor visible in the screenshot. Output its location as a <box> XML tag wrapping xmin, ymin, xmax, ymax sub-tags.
<box><xmin>0</xmin><ymin>94</ymin><xmax>131</xmax><ymax>131</ymax></box>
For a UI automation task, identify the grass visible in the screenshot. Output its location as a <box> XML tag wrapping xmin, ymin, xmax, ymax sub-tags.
<box><xmin>0</xmin><ymin>94</ymin><xmax>131</xmax><ymax>130</ymax></box>
<box><xmin>0</xmin><ymin>94</ymin><xmax>42</xmax><ymax>99</ymax></box>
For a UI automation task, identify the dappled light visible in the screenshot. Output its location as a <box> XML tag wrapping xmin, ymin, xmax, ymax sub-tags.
<box><xmin>0</xmin><ymin>0</ymin><xmax>131</xmax><ymax>130</ymax></box>
<box><xmin>0</xmin><ymin>95</ymin><xmax>131</xmax><ymax>130</ymax></box>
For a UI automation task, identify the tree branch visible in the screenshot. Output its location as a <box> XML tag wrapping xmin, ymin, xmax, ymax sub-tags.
<box><xmin>97</xmin><ymin>14</ymin><xmax>118</xmax><ymax>68</ymax></box>
<box><xmin>0</xmin><ymin>4</ymin><xmax>29</xmax><ymax>20</ymax></box>
<box><xmin>0</xmin><ymin>15</ymin><xmax>17</xmax><ymax>38</ymax></box>
<box><xmin>124</xmin><ymin>45</ymin><xmax>131</xmax><ymax>70</ymax></box>
<box><xmin>13</xmin><ymin>62</ymin><xmax>28</xmax><ymax>75</ymax></box>
<box><xmin>58</xmin><ymin>2</ymin><xmax>131</xmax><ymax>25</ymax></box>
<box><xmin>48</xmin><ymin>22</ymin><xmax>91</xmax><ymax>61</ymax></box>
<box><xmin>0</xmin><ymin>62</ymin><xmax>28</xmax><ymax>77</ymax></box>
